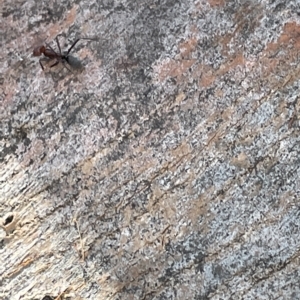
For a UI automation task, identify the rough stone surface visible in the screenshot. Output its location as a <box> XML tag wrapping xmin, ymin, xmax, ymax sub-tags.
<box><xmin>1</xmin><ymin>0</ymin><xmax>300</xmax><ymax>299</ymax></box>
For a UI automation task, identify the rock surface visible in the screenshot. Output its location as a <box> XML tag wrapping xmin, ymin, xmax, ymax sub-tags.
<box><xmin>1</xmin><ymin>0</ymin><xmax>300</xmax><ymax>299</ymax></box>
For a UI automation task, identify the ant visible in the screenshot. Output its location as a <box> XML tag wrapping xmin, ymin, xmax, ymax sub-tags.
<box><xmin>33</xmin><ymin>35</ymin><xmax>97</xmax><ymax>71</ymax></box>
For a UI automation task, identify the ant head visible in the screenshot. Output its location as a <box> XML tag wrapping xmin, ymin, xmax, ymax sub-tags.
<box><xmin>33</xmin><ymin>45</ymin><xmax>46</xmax><ymax>56</ymax></box>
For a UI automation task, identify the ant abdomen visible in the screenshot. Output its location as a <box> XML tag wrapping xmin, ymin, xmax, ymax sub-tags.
<box><xmin>65</xmin><ymin>55</ymin><xmax>83</xmax><ymax>69</ymax></box>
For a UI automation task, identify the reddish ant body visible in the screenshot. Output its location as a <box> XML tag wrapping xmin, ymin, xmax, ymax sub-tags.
<box><xmin>33</xmin><ymin>35</ymin><xmax>96</xmax><ymax>71</ymax></box>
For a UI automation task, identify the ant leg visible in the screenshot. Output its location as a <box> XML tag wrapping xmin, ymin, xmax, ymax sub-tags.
<box><xmin>50</xmin><ymin>60</ymin><xmax>60</xmax><ymax>68</ymax></box>
<box><xmin>45</xmin><ymin>42</ymin><xmax>58</xmax><ymax>55</ymax></box>
<box><xmin>55</xmin><ymin>36</ymin><xmax>62</xmax><ymax>56</ymax></box>
<box><xmin>62</xmin><ymin>61</ymin><xmax>73</xmax><ymax>73</ymax></box>
<box><xmin>50</xmin><ymin>59</ymin><xmax>73</xmax><ymax>73</ymax></box>
<box><xmin>66</xmin><ymin>39</ymin><xmax>81</xmax><ymax>55</ymax></box>
<box><xmin>66</xmin><ymin>38</ymin><xmax>98</xmax><ymax>55</ymax></box>
<box><xmin>39</xmin><ymin>59</ymin><xmax>45</xmax><ymax>70</ymax></box>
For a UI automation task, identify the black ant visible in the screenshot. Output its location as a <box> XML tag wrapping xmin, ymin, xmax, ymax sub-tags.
<box><xmin>33</xmin><ymin>35</ymin><xmax>96</xmax><ymax>71</ymax></box>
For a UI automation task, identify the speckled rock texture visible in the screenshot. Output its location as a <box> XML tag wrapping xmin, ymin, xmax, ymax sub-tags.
<box><xmin>1</xmin><ymin>0</ymin><xmax>300</xmax><ymax>299</ymax></box>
